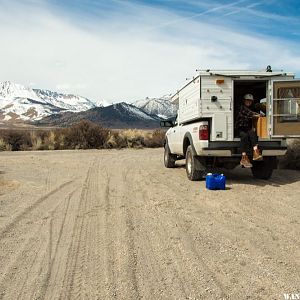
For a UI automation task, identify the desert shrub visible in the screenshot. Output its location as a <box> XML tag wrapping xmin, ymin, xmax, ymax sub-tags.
<box><xmin>54</xmin><ymin>129</ymin><xmax>66</xmax><ymax>150</ymax></box>
<box><xmin>0</xmin><ymin>138</ymin><xmax>12</xmax><ymax>151</ymax></box>
<box><xmin>279</xmin><ymin>139</ymin><xmax>300</xmax><ymax>170</ymax></box>
<box><xmin>144</xmin><ymin>129</ymin><xmax>165</xmax><ymax>148</ymax></box>
<box><xmin>64</xmin><ymin>120</ymin><xmax>109</xmax><ymax>149</ymax></box>
<box><xmin>41</xmin><ymin>131</ymin><xmax>56</xmax><ymax>150</ymax></box>
<box><xmin>117</xmin><ymin>129</ymin><xmax>146</xmax><ymax>148</ymax></box>
<box><xmin>0</xmin><ymin>130</ymin><xmax>32</xmax><ymax>151</ymax></box>
<box><xmin>0</xmin><ymin>124</ymin><xmax>164</xmax><ymax>151</ymax></box>
<box><xmin>105</xmin><ymin>129</ymin><xmax>165</xmax><ymax>149</ymax></box>
<box><xmin>107</xmin><ymin>131</ymin><xmax>129</xmax><ymax>148</ymax></box>
<box><xmin>30</xmin><ymin>131</ymin><xmax>43</xmax><ymax>150</ymax></box>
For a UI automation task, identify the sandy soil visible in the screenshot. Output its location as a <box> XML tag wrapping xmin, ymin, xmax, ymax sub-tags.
<box><xmin>0</xmin><ymin>149</ymin><xmax>299</xmax><ymax>300</ymax></box>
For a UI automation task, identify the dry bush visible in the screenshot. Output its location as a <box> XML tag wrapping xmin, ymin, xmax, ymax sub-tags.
<box><xmin>144</xmin><ymin>129</ymin><xmax>165</xmax><ymax>148</ymax></box>
<box><xmin>117</xmin><ymin>129</ymin><xmax>147</xmax><ymax>148</ymax></box>
<box><xmin>64</xmin><ymin>120</ymin><xmax>109</xmax><ymax>149</ymax></box>
<box><xmin>105</xmin><ymin>129</ymin><xmax>165</xmax><ymax>149</ymax></box>
<box><xmin>0</xmin><ymin>130</ymin><xmax>32</xmax><ymax>151</ymax></box>
<box><xmin>279</xmin><ymin>139</ymin><xmax>300</xmax><ymax>170</ymax></box>
<box><xmin>30</xmin><ymin>131</ymin><xmax>43</xmax><ymax>150</ymax></box>
<box><xmin>0</xmin><ymin>124</ymin><xmax>165</xmax><ymax>151</ymax></box>
<box><xmin>105</xmin><ymin>132</ymin><xmax>122</xmax><ymax>149</ymax></box>
<box><xmin>0</xmin><ymin>138</ymin><xmax>12</xmax><ymax>151</ymax></box>
<box><xmin>41</xmin><ymin>131</ymin><xmax>56</xmax><ymax>150</ymax></box>
<box><xmin>54</xmin><ymin>129</ymin><xmax>66</xmax><ymax>150</ymax></box>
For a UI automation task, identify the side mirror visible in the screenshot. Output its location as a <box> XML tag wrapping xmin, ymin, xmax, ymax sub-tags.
<box><xmin>160</xmin><ymin>120</ymin><xmax>174</xmax><ymax>128</ymax></box>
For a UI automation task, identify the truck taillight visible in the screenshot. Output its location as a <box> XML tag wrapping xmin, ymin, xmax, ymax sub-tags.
<box><xmin>199</xmin><ymin>125</ymin><xmax>209</xmax><ymax>140</ymax></box>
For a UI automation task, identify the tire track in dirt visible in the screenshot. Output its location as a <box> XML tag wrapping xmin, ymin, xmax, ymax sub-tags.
<box><xmin>59</xmin><ymin>159</ymin><xmax>95</xmax><ymax>300</ymax></box>
<box><xmin>97</xmin><ymin>160</ymin><xmax>141</xmax><ymax>299</ymax></box>
<box><xmin>38</xmin><ymin>188</ymin><xmax>78</xmax><ymax>300</ymax></box>
<box><xmin>155</xmin><ymin>166</ymin><xmax>300</xmax><ymax>294</ymax></box>
<box><xmin>0</xmin><ymin>186</ymin><xmax>79</xmax><ymax>300</ymax></box>
<box><xmin>103</xmin><ymin>171</ymin><xmax>119</xmax><ymax>299</ymax></box>
<box><xmin>123</xmin><ymin>200</ymin><xmax>140</xmax><ymax>298</ymax></box>
<box><xmin>0</xmin><ymin>182</ymin><xmax>77</xmax><ymax>279</ymax></box>
<box><xmin>133</xmin><ymin>158</ymin><xmax>300</xmax><ymax>299</ymax></box>
<box><xmin>16</xmin><ymin>188</ymin><xmax>78</xmax><ymax>300</ymax></box>
<box><xmin>124</xmin><ymin>164</ymin><xmax>229</xmax><ymax>299</ymax></box>
<box><xmin>0</xmin><ymin>180</ymin><xmax>75</xmax><ymax>238</ymax></box>
<box><xmin>0</xmin><ymin>149</ymin><xmax>299</xmax><ymax>300</ymax></box>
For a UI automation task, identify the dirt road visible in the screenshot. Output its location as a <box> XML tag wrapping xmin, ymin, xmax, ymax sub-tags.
<box><xmin>0</xmin><ymin>149</ymin><xmax>299</xmax><ymax>300</ymax></box>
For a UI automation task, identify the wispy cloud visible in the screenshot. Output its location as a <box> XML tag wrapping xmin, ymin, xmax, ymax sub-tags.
<box><xmin>142</xmin><ymin>0</ymin><xmax>248</xmax><ymax>31</ymax></box>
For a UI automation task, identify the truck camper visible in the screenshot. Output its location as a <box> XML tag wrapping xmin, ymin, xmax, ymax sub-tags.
<box><xmin>161</xmin><ymin>68</ymin><xmax>300</xmax><ymax>180</ymax></box>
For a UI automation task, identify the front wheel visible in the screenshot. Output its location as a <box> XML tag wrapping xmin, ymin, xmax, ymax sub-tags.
<box><xmin>185</xmin><ymin>145</ymin><xmax>206</xmax><ymax>181</ymax></box>
<box><xmin>251</xmin><ymin>157</ymin><xmax>276</xmax><ymax>180</ymax></box>
<box><xmin>164</xmin><ymin>143</ymin><xmax>176</xmax><ymax>168</ymax></box>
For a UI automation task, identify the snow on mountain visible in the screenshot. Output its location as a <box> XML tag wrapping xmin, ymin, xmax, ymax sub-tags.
<box><xmin>0</xmin><ymin>81</ymin><xmax>98</xmax><ymax>122</ymax></box>
<box><xmin>33</xmin><ymin>89</ymin><xmax>96</xmax><ymax>112</ymax></box>
<box><xmin>93</xmin><ymin>99</ymin><xmax>110</xmax><ymax>108</ymax></box>
<box><xmin>113</xmin><ymin>102</ymin><xmax>159</xmax><ymax>121</ymax></box>
<box><xmin>133</xmin><ymin>94</ymin><xmax>178</xmax><ymax>119</ymax></box>
<box><xmin>0</xmin><ymin>82</ymin><xmax>41</xmax><ymax>101</ymax></box>
<box><xmin>37</xmin><ymin>102</ymin><xmax>161</xmax><ymax>129</ymax></box>
<box><xmin>0</xmin><ymin>81</ymin><xmax>176</xmax><ymax>127</ymax></box>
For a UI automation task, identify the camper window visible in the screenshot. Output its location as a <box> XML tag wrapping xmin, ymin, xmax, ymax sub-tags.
<box><xmin>276</xmin><ymin>87</ymin><xmax>300</xmax><ymax>122</ymax></box>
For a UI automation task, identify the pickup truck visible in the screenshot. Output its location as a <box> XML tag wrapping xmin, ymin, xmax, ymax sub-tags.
<box><xmin>161</xmin><ymin>69</ymin><xmax>300</xmax><ymax>181</ymax></box>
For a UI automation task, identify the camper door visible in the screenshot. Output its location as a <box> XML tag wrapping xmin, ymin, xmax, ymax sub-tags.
<box><xmin>271</xmin><ymin>80</ymin><xmax>300</xmax><ymax>137</ymax></box>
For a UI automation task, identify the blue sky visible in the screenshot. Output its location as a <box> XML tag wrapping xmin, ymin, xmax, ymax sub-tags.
<box><xmin>1</xmin><ymin>0</ymin><xmax>300</xmax><ymax>102</ymax></box>
<box><xmin>47</xmin><ymin>0</ymin><xmax>300</xmax><ymax>42</ymax></box>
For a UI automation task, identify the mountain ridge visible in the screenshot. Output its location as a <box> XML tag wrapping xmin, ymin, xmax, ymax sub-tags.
<box><xmin>0</xmin><ymin>81</ymin><xmax>177</xmax><ymax>128</ymax></box>
<box><xmin>0</xmin><ymin>81</ymin><xmax>98</xmax><ymax>122</ymax></box>
<box><xmin>133</xmin><ymin>95</ymin><xmax>177</xmax><ymax>119</ymax></box>
<box><xmin>36</xmin><ymin>102</ymin><xmax>161</xmax><ymax>129</ymax></box>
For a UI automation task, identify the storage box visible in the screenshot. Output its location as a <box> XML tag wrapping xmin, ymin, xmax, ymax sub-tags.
<box><xmin>255</xmin><ymin>116</ymin><xmax>268</xmax><ymax>138</ymax></box>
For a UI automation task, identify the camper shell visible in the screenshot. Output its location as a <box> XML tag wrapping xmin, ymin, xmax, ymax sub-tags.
<box><xmin>162</xmin><ymin>69</ymin><xmax>300</xmax><ymax>180</ymax></box>
<box><xmin>172</xmin><ymin>70</ymin><xmax>300</xmax><ymax>139</ymax></box>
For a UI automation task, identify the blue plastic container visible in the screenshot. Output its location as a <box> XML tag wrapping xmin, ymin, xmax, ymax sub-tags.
<box><xmin>206</xmin><ymin>173</ymin><xmax>226</xmax><ymax>190</ymax></box>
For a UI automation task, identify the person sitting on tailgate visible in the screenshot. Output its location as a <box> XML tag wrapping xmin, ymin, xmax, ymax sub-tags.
<box><xmin>235</xmin><ymin>94</ymin><xmax>263</xmax><ymax>168</ymax></box>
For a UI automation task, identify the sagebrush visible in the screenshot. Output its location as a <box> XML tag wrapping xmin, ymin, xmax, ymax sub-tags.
<box><xmin>0</xmin><ymin>120</ymin><xmax>165</xmax><ymax>151</ymax></box>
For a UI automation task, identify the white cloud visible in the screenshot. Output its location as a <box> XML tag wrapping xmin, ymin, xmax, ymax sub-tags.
<box><xmin>0</xmin><ymin>0</ymin><xmax>299</xmax><ymax>103</ymax></box>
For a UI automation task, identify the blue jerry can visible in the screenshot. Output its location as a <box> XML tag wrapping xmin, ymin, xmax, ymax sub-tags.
<box><xmin>206</xmin><ymin>173</ymin><xmax>226</xmax><ymax>190</ymax></box>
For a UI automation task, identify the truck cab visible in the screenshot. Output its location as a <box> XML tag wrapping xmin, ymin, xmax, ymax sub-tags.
<box><xmin>161</xmin><ymin>68</ymin><xmax>300</xmax><ymax>180</ymax></box>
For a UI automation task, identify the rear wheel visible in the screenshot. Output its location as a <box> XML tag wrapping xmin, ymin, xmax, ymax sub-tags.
<box><xmin>164</xmin><ymin>143</ymin><xmax>176</xmax><ymax>168</ymax></box>
<box><xmin>251</xmin><ymin>157</ymin><xmax>276</xmax><ymax>180</ymax></box>
<box><xmin>185</xmin><ymin>145</ymin><xmax>206</xmax><ymax>181</ymax></box>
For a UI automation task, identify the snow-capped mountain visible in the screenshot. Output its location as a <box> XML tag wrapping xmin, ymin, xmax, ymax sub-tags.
<box><xmin>133</xmin><ymin>94</ymin><xmax>178</xmax><ymax>119</ymax></box>
<box><xmin>37</xmin><ymin>102</ymin><xmax>160</xmax><ymax>129</ymax></box>
<box><xmin>0</xmin><ymin>81</ymin><xmax>98</xmax><ymax>122</ymax></box>
<box><xmin>112</xmin><ymin>102</ymin><xmax>159</xmax><ymax>121</ymax></box>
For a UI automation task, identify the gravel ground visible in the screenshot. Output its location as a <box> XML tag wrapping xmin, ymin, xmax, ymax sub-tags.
<box><xmin>0</xmin><ymin>149</ymin><xmax>299</xmax><ymax>300</ymax></box>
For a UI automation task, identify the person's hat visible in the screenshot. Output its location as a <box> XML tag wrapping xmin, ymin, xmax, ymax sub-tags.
<box><xmin>244</xmin><ymin>94</ymin><xmax>254</xmax><ymax>101</ymax></box>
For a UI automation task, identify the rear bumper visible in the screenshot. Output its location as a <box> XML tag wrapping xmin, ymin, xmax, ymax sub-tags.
<box><xmin>196</xmin><ymin>141</ymin><xmax>287</xmax><ymax>157</ymax></box>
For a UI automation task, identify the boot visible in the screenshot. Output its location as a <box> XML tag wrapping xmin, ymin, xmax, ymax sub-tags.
<box><xmin>253</xmin><ymin>148</ymin><xmax>263</xmax><ymax>161</ymax></box>
<box><xmin>240</xmin><ymin>154</ymin><xmax>253</xmax><ymax>168</ymax></box>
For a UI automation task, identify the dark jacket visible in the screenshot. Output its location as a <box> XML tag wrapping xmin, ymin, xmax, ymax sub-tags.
<box><xmin>235</xmin><ymin>105</ymin><xmax>257</xmax><ymax>131</ymax></box>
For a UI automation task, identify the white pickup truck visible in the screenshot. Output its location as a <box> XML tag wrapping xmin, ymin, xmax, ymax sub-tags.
<box><xmin>161</xmin><ymin>69</ymin><xmax>300</xmax><ymax>180</ymax></box>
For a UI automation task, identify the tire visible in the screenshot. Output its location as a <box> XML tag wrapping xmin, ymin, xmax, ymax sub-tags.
<box><xmin>164</xmin><ymin>143</ymin><xmax>176</xmax><ymax>168</ymax></box>
<box><xmin>251</xmin><ymin>157</ymin><xmax>276</xmax><ymax>180</ymax></box>
<box><xmin>185</xmin><ymin>145</ymin><xmax>205</xmax><ymax>181</ymax></box>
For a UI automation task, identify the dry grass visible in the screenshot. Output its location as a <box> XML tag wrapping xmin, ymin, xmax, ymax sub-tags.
<box><xmin>105</xmin><ymin>129</ymin><xmax>165</xmax><ymax>149</ymax></box>
<box><xmin>0</xmin><ymin>120</ymin><xmax>165</xmax><ymax>151</ymax></box>
<box><xmin>0</xmin><ymin>138</ymin><xmax>12</xmax><ymax>151</ymax></box>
